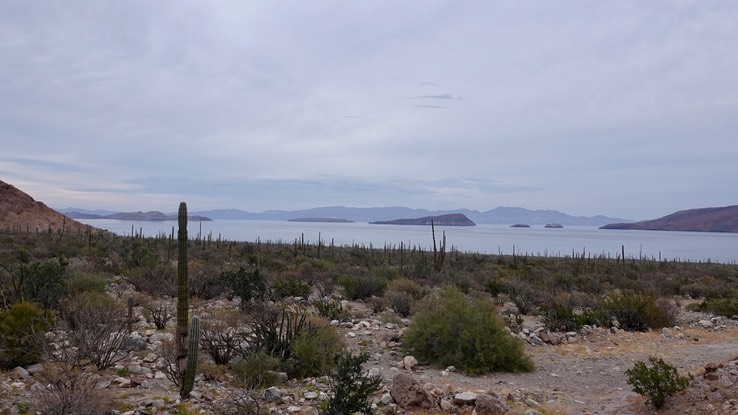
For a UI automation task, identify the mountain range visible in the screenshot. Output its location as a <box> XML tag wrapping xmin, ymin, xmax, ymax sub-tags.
<box><xmin>58</xmin><ymin>205</ymin><xmax>630</xmax><ymax>226</ymax></box>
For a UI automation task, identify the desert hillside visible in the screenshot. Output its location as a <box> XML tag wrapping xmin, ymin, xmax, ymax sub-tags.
<box><xmin>0</xmin><ymin>180</ymin><xmax>93</xmax><ymax>234</ymax></box>
<box><xmin>601</xmin><ymin>205</ymin><xmax>738</xmax><ymax>233</ymax></box>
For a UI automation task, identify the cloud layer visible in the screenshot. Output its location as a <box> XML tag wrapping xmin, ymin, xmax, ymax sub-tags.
<box><xmin>2</xmin><ymin>1</ymin><xmax>737</xmax><ymax>219</ymax></box>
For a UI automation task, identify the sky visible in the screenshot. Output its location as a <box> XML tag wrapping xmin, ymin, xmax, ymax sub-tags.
<box><xmin>1</xmin><ymin>1</ymin><xmax>737</xmax><ymax>220</ymax></box>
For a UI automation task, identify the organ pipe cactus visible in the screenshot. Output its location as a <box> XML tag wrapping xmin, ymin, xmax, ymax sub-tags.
<box><xmin>176</xmin><ymin>202</ymin><xmax>190</xmax><ymax>397</ymax></box>
<box><xmin>181</xmin><ymin>315</ymin><xmax>200</xmax><ymax>398</ymax></box>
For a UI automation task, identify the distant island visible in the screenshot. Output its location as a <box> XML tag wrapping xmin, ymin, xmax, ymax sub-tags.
<box><xmin>545</xmin><ymin>223</ymin><xmax>564</xmax><ymax>228</ymax></box>
<box><xmin>287</xmin><ymin>217</ymin><xmax>354</xmax><ymax>223</ymax></box>
<box><xmin>66</xmin><ymin>210</ymin><xmax>212</xmax><ymax>222</ymax></box>
<box><xmin>601</xmin><ymin>205</ymin><xmax>738</xmax><ymax>233</ymax></box>
<box><xmin>511</xmin><ymin>224</ymin><xmax>530</xmax><ymax>228</ymax></box>
<box><xmin>370</xmin><ymin>213</ymin><xmax>475</xmax><ymax>226</ymax></box>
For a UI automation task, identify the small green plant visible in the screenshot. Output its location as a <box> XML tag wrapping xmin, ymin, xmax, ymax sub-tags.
<box><xmin>337</xmin><ymin>274</ymin><xmax>387</xmax><ymax>300</ymax></box>
<box><xmin>403</xmin><ymin>285</ymin><xmax>534</xmax><ymax>374</ymax></box>
<box><xmin>271</xmin><ymin>277</ymin><xmax>310</xmax><ymax>300</ymax></box>
<box><xmin>291</xmin><ymin>317</ymin><xmax>344</xmax><ymax>377</ymax></box>
<box><xmin>67</xmin><ymin>272</ymin><xmax>108</xmax><ymax>296</ymax></box>
<box><xmin>320</xmin><ymin>352</ymin><xmax>382</xmax><ymax>415</ymax></box>
<box><xmin>313</xmin><ymin>298</ymin><xmax>346</xmax><ymax>320</ymax></box>
<box><xmin>626</xmin><ymin>357</ymin><xmax>691</xmax><ymax>408</ymax></box>
<box><xmin>697</xmin><ymin>297</ymin><xmax>738</xmax><ymax>317</ymax></box>
<box><xmin>231</xmin><ymin>350</ymin><xmax>280</xmax><ymax>389</ymax></box>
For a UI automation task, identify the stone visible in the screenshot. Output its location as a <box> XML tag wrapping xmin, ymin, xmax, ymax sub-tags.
<box><xmin>403</xmin><ymin>355</ymin><xmax>418</xmax><ymax>371</ymax></box>
<box><xmin>264</xmin><ymin>386</ymin><xmax>282</xmax><ymax>401</ymax></box>
<box><xmin>699</xmin><ymin>319</ymin><xmax>714</xmax><ymax>328</ymax></box>
<box><xmin>474</xmin><ymin>393</ymin><xmax>510</xmax><ymax>415</ymax></box>
<box><xmin>10</xmin><ymin>367</ymin><xmax>30</xmax><ymax>380</ymax></box>
<box><xmin>304</xmin><ymin>391</ymin><xmax>319</xmax><ymax>400</ymax></box>
<box><xmin>440</xmin><ymin>399</ymin><xmax>454</xmax><ymax>411</ymax></box>
<box><xmin>25</xmin><ymin>363</ymin><xmax>43</xmax><ymax>375</ymax></box>
<box><xmin>380</xmin><ymin>393</ymin><xmax>394</xmax><ymax>405</ymax></box>
<box><xmin>454</xmin><ymin>391</ymin><xmax>478</xmax><ymax>405</ymax></box>
<box><xmin>389</xmin><ymin>373</ymin><xmax>434</xmax><ymax>410</ymax></box>
<box><xmin>528</xmin><ymin>335</ymin><xmax>543</xmax><ymax>346</ymax></box>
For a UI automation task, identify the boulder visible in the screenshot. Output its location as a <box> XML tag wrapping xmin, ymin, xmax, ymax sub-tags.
<box><xmin>474</xmin><ymin>393</ymin><xmax>510</xmax><ymax>415</ymax></box>
<box><xmin>389</xmin><ymin>373</ymin><xmax>434</xmax><ymax>410</ymax></box>
<box><xmin>403</xmin><ymin>355</ymin><xmax>418</xmax><ymax>371</ymax></box>
<box><xmin>453</xmin><ymin>391</ymin><xmax>478</xmax><ymax>405</ymax></box>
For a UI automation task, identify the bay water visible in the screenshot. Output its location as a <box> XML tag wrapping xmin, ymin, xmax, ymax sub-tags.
<box><xmin>79</xmin><ymin>219</ymin><xmax>738</xmax><ymax>264</ymax></box>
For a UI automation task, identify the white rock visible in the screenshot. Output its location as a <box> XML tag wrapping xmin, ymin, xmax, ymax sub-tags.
<box><xmin>403</xmin><ymin>355</ymin><xmax>418</xmax><ymax>371</ymax></box>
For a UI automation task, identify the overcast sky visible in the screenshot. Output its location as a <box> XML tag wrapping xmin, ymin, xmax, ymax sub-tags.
<box><xmin>1</xmin><ymin>1</ymin><xmax>737</xmax><ymax>220</ymax></box>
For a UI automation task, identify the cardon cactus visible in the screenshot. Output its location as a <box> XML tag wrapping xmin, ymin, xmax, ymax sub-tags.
<box><xmin>176</xmin><ymin>202</ymin><xmax>190</xmax><ymax>396</ymax></box>
<box><xmin>181</xmin><ymin>315</ymin><xmax>200</xmax><ymax>398</ymax></box>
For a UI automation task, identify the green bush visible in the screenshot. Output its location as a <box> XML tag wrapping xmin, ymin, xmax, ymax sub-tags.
<box><xmin>337</xmin><ymin>274</ymin><xmax>386</xmax><ymax>300</ymax></box>
<box><xmin>320</xmin><ymin>352</ymin><xmax>382</xmax><ymax>415</ymax></box>
<box><xmin>626</xmin><ymin>357</ymin><xmax>691</xmax><ymax>408</ymax></box>
<box><xmin>542</xmin><ymin>305</ymin><xmax>601</xmax><ymax>332</ymax></box>
<box><xmin>66</xmin><ymin>272</ymin><xmax>107</xmax><ymax>296</ymax></box>
<box><xmin>383</xmin><ymin>278</ymin><xmax>425</xmax><ymax>317</ymax></box>
<box><xmin>219</xmin><ymin>265</ymin><xmax>266</xmax><ymax>310</ymax></box>
<box><xmin>291</xmin><ymin>317</ymin><xmax>344</xmax><ymax>377</ymax></box>
<box><xmin>402</xmin><ymin>286</ymin><xmax>534</xmax><ymax>374</ymax></box>
<box><xmin>271</xmin><ymin>277</ymin><xmax>311</xmax><ymax>300</ymax></box>
<box><xmin>231</xmin><ymin>350</ymin><xmax>280</xmax><ymax>390</ymax></box>
<box><xmin>602</xmin><ymin>291</ymin><xmax>676</xmax><ymax>331</ymax></box>
<box><xmin>313</xmin><ymin>298</ymin><xmax>346</xmax><ymax>321</ymax></box>
<box><xmin>0</xmin><ymin>302</ymin><xmax>50</xmax><ymax>368</ymax></box>
<box><xmin>697</xmin><ymin>297</ymin><xmax>738</xmax><ymax>317</ymax></box>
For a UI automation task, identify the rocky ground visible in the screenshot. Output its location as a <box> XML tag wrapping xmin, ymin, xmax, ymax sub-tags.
<box><xmin>1</xmin><ymin>295</ymin><xmax>737</xmax><ymax>415</ymax></box>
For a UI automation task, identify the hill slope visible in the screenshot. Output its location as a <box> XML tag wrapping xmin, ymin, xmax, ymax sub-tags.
<box><xmin>0</xmin><ymin>180</ymin><xmax>93</xmax><ymax>234</ymax></box>
<box><xmin>601</xmin><ymin>205</ymin><xmax>738</xmax><ymax>233</ymax></box>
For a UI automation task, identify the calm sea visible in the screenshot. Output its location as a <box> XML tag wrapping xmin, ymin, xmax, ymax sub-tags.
<box><xmin>79</xmin><ymin>219</ymin><xmax>738</xmax><ymax>264</ymax></box>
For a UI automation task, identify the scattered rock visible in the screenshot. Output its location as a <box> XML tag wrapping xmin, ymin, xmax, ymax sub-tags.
<box><xmin>403</xmin><ymin>355</ymin><xmax>418</xmax><ymax>371</ymax></box>
<box><xmin>389</xmin><ymin>373</ymin><xmax>434</xmax><ymax>410</ymax></box>
<box><xmin>474</xmin><ymin>393</ymin><xmax>510</xmax><ymax>415</ymax></box>
<box><xmin>453</xmin><ymin>391</ymin><xmax>478</xmax><ymax>405</ymax></box>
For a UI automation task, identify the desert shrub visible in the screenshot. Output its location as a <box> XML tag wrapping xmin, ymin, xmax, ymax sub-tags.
<box><xmin>59</xmin><ymin>292</ymin><xmax>128</xmax><ymax>369</ymax></box>
<box><xmin>144</xmin><ymin>300</ymin><xmax>173</xmax><ymax>330</ymax></box>
<box><xmin>219</xmin><ymin>265</ymin><xmax>266</xmax><ymax>310</ymax></box>
<box><xmin>32</xmin><ymin>362</ymin><xmax>112</xmax><ymax>415</ymax></box>
<box><xmin>505</xmin><ymin>280</ymin><xmax>537</xmax><ymax>315</ymax></box>
<box><xmin>213</xmin><ymin>389</ymin><xmax>261</xmax><ymax>415</ymax></box>
<box><xmin>384</xmin><ymin>290</ymin><xmax>414</xmax><ymax>317</ymax></box>
<box><xmin>320</xmin><ymin>352</ymin><xmax>382</xmax><ymax>415</ymax></box>
<box><xmin>366</xmin><ymin>296</ymin><xmax>387</xmax><ymax>314</ymax></box>
<box><xmin>66</xmin><ymin>272</ymin><xmax>107</xmax><ymax>296</ymax></box>
<box><xmin>123</xmin><ymin>263</ymin><xmax>176</xmax><ymax>297</ymax></box>
<box><xmin>231</xmin><ymin>350</ymin><xmax>280</xmax><ymax>389</ymax></box>
<box><xmin>313</xmin><ymin>298</ymin><xmax>346</xmax><ymax>320</ymax></box>
<box><xmin>199</xmin><ymin>310</ymin><xmax>242</xmax><ymax>365</ymax></box>
<box><xmin>17</xmin><ymin>259</ymin><xmax>68</xmax><ymax>310</ymax></box>
<box><xmin>697</xmin><ymin>297</ymin><xmax>738</xmax><ymax>317</ymax></box>
<box><xmin>626</xmin><ymin>357</ymin><xmax>691</xmax><ymax>408</ymax></box>
<box><xmin>242</xmin><ymin>306</ymin><xmax>310</xmax><ymax>362</ymax></box>
<box><xmin>383</xmin><ymin>278</ymin><xmax>425</xmax><ymax>317</ymax></box>
<box><xmin>542</xmin><ymin>305</ymin><xmax>601</xmax><ymax>332</ymax></box>
<box><xmin>602</xmin><ymin>291</ymin><xmax>676</xmax><ymax>331</ymax></box>
<box><xmin>338</xmin><ymin>274</ymin><xmax>387</xmax><ymax>300</ymax></box>
<box><xmin>403</xmin><ymin>285</ymin><xmax>534</xmax><ymax>374</ymax></box>
<box><xmin>291</xmin><ymin>317</ymin><xmax>344</xmax><ymax>377</ymax></box>
<box><xmin>270</xmin><ymin>276</ymin><xmax>311</xmax><ymax>300</ymax></box>
<box><xmin>0</xmin><ymin>301</ymin><xmax>50</xmax><ymax>368</ymax></box>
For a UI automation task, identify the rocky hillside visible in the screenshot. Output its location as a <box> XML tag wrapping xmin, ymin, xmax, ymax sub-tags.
<box><xmin>601</xmin><ymin>205</ymin><xmax>738</xmax><ymax>233</ymax></box>
<box><xmin>0</xmin><ymin>180</ymin><xmax>93</xmax><ymax>234</ymax></box>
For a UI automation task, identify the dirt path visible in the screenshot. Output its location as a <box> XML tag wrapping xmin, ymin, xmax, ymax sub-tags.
<box><xmin>359</xmin><ymin>309</ymin><xmax>738</xmax><ymax>415</ymax></box>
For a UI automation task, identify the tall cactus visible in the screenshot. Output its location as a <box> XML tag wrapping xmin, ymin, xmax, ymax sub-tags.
<box><xmin>181</xmin><ymin>315</ymin><xmax>200</xmax><ymax>398</ymax></box>
<box><xmin>176</xmin><ymin>202</ymin><xmax>190</xmax><ymax>397</ymax></box>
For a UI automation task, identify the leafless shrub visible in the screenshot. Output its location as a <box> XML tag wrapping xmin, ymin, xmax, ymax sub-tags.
<box><xmin>144</xmin><ymin>300</ymin><xmax>173</xmax><ymax>329</ymax></box>
<box><xmin>200</xmin><ymin>310</ymin><xmax>243</xmax><ymax>365</ymax></box>
<box><xmin>32</xmin><ymin>362</ymin><xmax>111</xmax><ymax>415</ymax></box>
<box><xmin>212</xmin><ymin>389</ymin><xmax>262</xmax><ymax>415</ymax></box>
<box><xmin>58</xmin><ymin>292</ymin><xmax>128</xmax><ymax>369</ymax></box>
<box><xmin>366</xmin><ymin>296</ymin><xmax>386</xmax><ymax>314</ymax></box>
